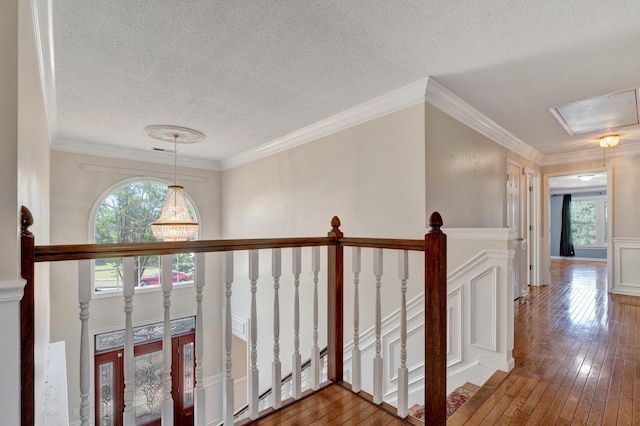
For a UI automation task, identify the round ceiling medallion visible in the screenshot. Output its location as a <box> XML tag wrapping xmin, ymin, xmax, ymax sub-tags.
<box><xmin>144</xmin><ymin>125</ymin><xmax>205</xmax><ymax>144</ymax></box>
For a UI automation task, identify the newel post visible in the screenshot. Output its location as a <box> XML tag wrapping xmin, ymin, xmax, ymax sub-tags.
<box><xmin>20</xmin><ymin>206</ymin><xmax>35</xmax><ymax>426</ymax></box>
<box><xmin>424</xmin><ymin>212</ymin><xmax>447</xmax><ymax>425</ymax></box>
<box><xmin>327</xmin><ymin>216</ymin><xmax>344</xmax><ymax>382</ymax></box>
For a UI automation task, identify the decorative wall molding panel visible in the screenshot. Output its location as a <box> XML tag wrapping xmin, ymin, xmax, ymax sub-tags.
<box><xmin>343</xmin><ymin>248</ymin><xmax>514</xmax><ymax>404</ymax></box>
<box><xmin>612</xmin><ymin>238</ymin><xmax>640</xmax><ymax>296</ymax></box>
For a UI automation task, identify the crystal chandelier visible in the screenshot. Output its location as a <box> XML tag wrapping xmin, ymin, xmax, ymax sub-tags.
<box><xmin>146</xmin><ymin>126</ymin><xmax>203</xmax><ymax>241</ymax></box>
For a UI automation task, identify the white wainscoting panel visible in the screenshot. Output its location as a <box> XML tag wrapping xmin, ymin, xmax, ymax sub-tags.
<box><xmin>613</xmin><ymin>239</ymin><xmax>640</xmax><ymax>296</ymax></box>
<box><xmin>470</xmin><ymin>267</ymin><xmax>497</xmax><ymax>352</ymax></box>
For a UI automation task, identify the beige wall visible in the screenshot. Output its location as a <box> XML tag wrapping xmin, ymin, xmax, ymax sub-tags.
<box><xmin>0</xmin><ymin>1</ymin><xmax>21</xmax><ymax>423</ymax></box>
<box><xmin>49</xmin><ymin>151</ymin><xmax>222</xmax><ymax>423</ymax></box>
<box><xmin>425</xmin><ymin>103</ymin><xmax>538</xmax><ymax>228</ymax></box>
<box><xmin>0</xmin><ymin>0</ymin><xmax>18</xmax><ymax>280</ymax></box>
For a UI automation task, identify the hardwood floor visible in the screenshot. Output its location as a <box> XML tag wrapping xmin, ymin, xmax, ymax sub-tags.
<box><xmin>461</xmin><ymin>258</ymin><xmax>640</xmax><ymax>425</ymax></box>
<box><xmin>244</xmin><ymin>384</ymin><xmax>411</xmax><ymax>425</ymax></box>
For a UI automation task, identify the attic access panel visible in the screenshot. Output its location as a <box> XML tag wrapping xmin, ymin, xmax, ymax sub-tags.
<box><xmin>550</xmin><ymin>89</ymin><xmax>639</xmax><ymax>135</ymax></box>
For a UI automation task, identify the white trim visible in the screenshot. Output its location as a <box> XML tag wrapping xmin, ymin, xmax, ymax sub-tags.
<box><xmin>31</xmin><ymin>0</ymin><xmax>58</xmax><ymax>144</ymax></box>
<box><xmin>442</xmin><ymin>228</ymin><xmax>510</xmax><ymax>241</ymax></box>
<box><xmin>231</xmin><ymin>313</ymin><xmax>249</xmax><ymax>340</ymax></box>
<box><xmin>551</xmin><ymin>255</ymin><xmax>607</xmax><ymax>262</ymax></box>
<box><xmin>0</xmin><ymin>279</ymin><xmax>26</xmax><ymax>302</ymax></box>
<box><xmin>53</xmin><ymin>138</ymin><xmax>222</xmax><ymax>171</ymax></box>
<box><xmin>221</xmin><ymin>78</ymin><xmax>428</xmax><ymax>170</ymax></box>
<box><xmin>424</xmin><ymin>78</ymin><xmax>544</xmax><ymax>164</ymax></box>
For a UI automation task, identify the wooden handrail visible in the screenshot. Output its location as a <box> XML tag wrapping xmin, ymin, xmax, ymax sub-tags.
<box><xmin>338</xmin><ymin>237</ymin><xmax>424</xmax><ymax>251</ymax></box>
<box><xmin>33</xmin><ymin>237</ymin><xmax>334</xmax><ymax>262</ymax></box>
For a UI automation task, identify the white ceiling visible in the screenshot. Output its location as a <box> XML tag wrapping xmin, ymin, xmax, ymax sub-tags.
<box><xmin>43</xmin><ymin>1</ymin><xmax>640</xmax><ymax>170</ymax></box>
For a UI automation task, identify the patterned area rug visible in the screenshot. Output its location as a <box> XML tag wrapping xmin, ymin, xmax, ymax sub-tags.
<box><xmin>408</xmin><ymin>382</ymin><xmax>480</xmax><ymax>420</ymax></box>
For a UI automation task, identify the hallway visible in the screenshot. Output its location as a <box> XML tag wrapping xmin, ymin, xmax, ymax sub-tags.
<box><xmin>453</xmin><ymin>258</ymin><xmax>640</xmax><ymax>425</ymax></box>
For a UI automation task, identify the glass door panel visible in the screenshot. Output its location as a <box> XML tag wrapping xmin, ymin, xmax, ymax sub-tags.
<box><xmin>134</xmin><ymin>349</ymin><xmax>164</xmax><ymax>425</ymax></box>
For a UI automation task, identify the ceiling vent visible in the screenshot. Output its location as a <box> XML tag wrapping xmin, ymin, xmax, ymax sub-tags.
<box><xmin>550</xmin><ymin>89</ymin><xmax>639</xmax><ymax>135</ymax></box>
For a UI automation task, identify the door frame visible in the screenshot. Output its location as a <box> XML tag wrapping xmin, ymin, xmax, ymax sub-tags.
<box><xmin>542</xmin><ymin>167</ymin><xmax>612</xmax><ymax>289</ymax></box>
<box><xmin>524</xmin><ymin>168</ymin><xmax>541</xmax><ymax>287</ymax></box>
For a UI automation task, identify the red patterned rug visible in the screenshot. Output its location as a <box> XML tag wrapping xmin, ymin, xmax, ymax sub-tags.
<box><xmin>408</xmin><ymin>382</ymin><xmax>479</xmax><ymax>420</ymax></box>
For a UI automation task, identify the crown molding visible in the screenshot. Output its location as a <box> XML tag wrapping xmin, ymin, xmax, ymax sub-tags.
<box><xmin>541</xmin><ymin>141</ymin><xmax>640</xmax><ymax>166</ymax></box>
<box><xmin>220</xmin><ymin>78</ymin><xmax>429</xmax><ymax>170</ymax></box>
<box><xmin>53</xmin><ymin>138</ymin><xmax>222</xmax><ymax>171</ymax></box>
<box><xmin>424</xmin><ymin>78</ymin><xmax>544</xmax><ymax>164</ymax></box>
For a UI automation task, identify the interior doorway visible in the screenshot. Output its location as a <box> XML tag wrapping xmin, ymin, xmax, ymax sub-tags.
<box><xmin>546</xmin><ymin>169</ymin><xmax>611</xmax><ymax>289</ymax></box>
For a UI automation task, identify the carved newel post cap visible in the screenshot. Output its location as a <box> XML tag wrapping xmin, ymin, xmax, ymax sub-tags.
<box><xmin>329</xmin><ymin>216</ymin><xmax>343</xmax><ymax>238</ymax></box>
<box><xmin>21</xmin><ymin>206</ymin><xmax>34</xmax><ymax>236</ymax></box>
<box><xmin>428</xmin><ymin>212</ymin><xmax>443</xmax><ymax>232</ymax></box>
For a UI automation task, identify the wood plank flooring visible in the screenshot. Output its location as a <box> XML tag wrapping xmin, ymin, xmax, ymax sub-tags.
<box><xmin>244</xmin><ymin>384</ymin><xmax>410</xmax><ymax>425</ymax></box>
<box><xmin>461</xmin><ymin>258</ymin><xmax>640</xmax><ymax>425</ymax></box>
<box><xmin>244</xmin><ymin>259</ymin><xmax>637</xmax><ymax>425</ymax></box>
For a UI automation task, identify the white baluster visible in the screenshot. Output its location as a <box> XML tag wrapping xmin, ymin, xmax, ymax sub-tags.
<box><xmin>397</xmin><ymin>251</ymin><xmax>409</xmax><ymax>418</ymax></box>
<box><xmin>291</xmin><ymin>247</ymin><xmax>302</xmax><ymax>399</ymax></box>
<box><xmin>122</xmin><ymin>257</ymin><xmax>136</xmax><ymax>426</ymax></box>
<box><xmin>352</xmin><ymin>247</ymin><xmax>362</xmax><ymax>393</ymax></box>
<box><xmin>310</xmin><ymin>246</ymin><xmax>321</xmax><ymax>390</ymax></box>
<box><xmin>194</xmin><ymin>253</ymin><xmax>206</xmax><ymax>425</ymax></box>
<box><xmin>223</xmin><ymin>252</ymin><xmax>234</xmax><ymax>425</ymax></box>
<box><xmin>248</xmin><ymin>250</ymin><xmax>260</xmax><ymax>419</ymax></box>
<box><xmin>161</xmin><ymin>255</ymin><xmax>174</xmax><ymax>425</ymax></box>
<box><xmin>272</xmin><ymin>248</ymin><xmax>282</xmax><ymax>409</ymax></box>
<box><xmin>373</xmin><ymin>248</ymin><xmax>383</xmax><ymax>404</ymax></box>
<box><xmin>78</xmin><ymin>260</ymin><xmax>92</xmax><ymax>426</ymax></box>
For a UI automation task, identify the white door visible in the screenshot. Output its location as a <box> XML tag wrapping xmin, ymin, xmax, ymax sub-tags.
<box><xmin>507</xmin><ymin>161</ymin><xmax>524</xmax><ymax>299</ymax></box>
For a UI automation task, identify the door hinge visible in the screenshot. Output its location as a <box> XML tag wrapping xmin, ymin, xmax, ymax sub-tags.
<box><xmin>529</xmin><ymin>225</ymin><xmax>532</xmax><ymax>231</ymax></box>
<box><xmin>529</xmin><ymin>185</ymin><xmax>533</xmax><ymax>192</ymax></box>
<box><xmin>529</xmin><ymin>265</ymin><xmax>533</xmax><ymax>270</ymax></box>
<box><xmin>177</xmin><ymin>346</ymin><xmax>180</xmax><ymax>354</ymax></box>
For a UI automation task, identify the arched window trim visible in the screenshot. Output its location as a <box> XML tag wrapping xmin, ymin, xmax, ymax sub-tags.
<box><xmin>89</xmin><ymin>176</ymin><xmax>201</xmax><ymax>297</ymax></box>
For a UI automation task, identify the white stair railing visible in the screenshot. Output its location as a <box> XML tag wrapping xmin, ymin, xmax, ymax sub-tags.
<box><xmin>78</xmin><ymin>260</ymin><xmax>92</xmax><ymax>426</ymax></box>
<box><xmin>194</xmin><ymin>252</ymin><xmax>206</xmax><ymax>425</ymax></box>
<box><xmin>122</xmin><ymin>257</ymin><xmax>136</xmax><ymax>426</ymax></box>
<box><xmin>397</xmin><ymin>250</ymin><xmax>409</xmax><ymax>418</ymax></box>
<box><xmin>291</xmin><ymin>247</ymin><xmax>302</xmax><ymax>399</ymax></box>
<box><xmin>161</xmin><ymin>255</ymin><xmax>174</xmax><ymax>424</ymax></box>
<box><xmin>271</xmin><ymin>248</ymin><xmax>282</xmax><ymax>409</ymax></box>
<box><xmin>248</xmin><ymin>250</ymin><xmax>260</xmax><ymax>420</ymax></box>
<box><xmin>373</xmin><ymin>248</ymin><xmax>383</xmax><ymax>404</ymax></box>
<box><xmin>310</xmin><ymin>246</ymin><xmax>321</xmax><ymax>390</ymax></box>
<box><xmin>351</xmin><ymin>247</ymin><xmax>362</xmax><ymax>393</ymax></box>
<box><xmin>223</xmin><ymin>252</ymin><xmax>235</xmax><ymax>425</ymax></box>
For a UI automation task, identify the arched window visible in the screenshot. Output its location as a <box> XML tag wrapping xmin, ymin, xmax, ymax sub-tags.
<box><xmin>92</xmin><ymin>179</ymin><xmax>198</xmax><ymax>293</ymax></box>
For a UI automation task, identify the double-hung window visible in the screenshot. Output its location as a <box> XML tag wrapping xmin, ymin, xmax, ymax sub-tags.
<box><xmin>570</xmin><ymin>195</ymin><xmax>607</xmax><ymax>248</ymax></box>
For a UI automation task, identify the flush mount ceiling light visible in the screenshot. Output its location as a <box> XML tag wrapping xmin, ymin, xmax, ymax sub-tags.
<box><xmin>578</xmin><ymin>174</ymin><xmax>594</xmax><ymax>182</ymax></box>
<box><xmin>550</xmin><ymin>89</ymin><xmax>639</xmax><ymax>136</ymax></box>
<box><xmin>599</xmin><ymin>134</ymin><xmax>620</xmax><ymax>148</ymax></box>
<box><xmin>145</xmin><ymin>125</ymin><xmax>204</xmax><ymax>242</ymax></box>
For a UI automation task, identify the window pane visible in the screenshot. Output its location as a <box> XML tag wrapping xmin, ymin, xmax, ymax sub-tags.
<box><xmin>571</xmin><ymin>200</ymin><xmax>597</xmax><ymax>246</ymax></box>
<box><xmin>98</xmin><ymin>362</ymin><xmax>115</xmax><ymax>426</ymax></box>
<box><xmin>135</xmin><ymin>350</ymin><xmax>164</xmax><ymax>424</ymax></box>
<box><xmin>183</xmin><ymin>341</ymin><xmax>195</xmax><ymax>407</ymax></box>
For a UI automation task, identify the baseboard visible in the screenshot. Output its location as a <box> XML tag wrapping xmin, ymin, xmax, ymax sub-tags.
<box><xmin>551</xmin><ymin>256</ymin><xmax>607</xmax><ymax>262</ymax></box>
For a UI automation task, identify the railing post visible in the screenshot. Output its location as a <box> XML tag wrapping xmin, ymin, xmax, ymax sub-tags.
<box><xmin>424</xmin><ymin>212</ymin><xmax>447</xmax><ymax>425</ymax></box>
<box><xmin>20</xmin><ymin>206</ymin><xmax>35</xmax><ymax>426</ymax></box>
<box><xmin>327</xmin><ymin>216</ymin><xmax>344</xmax><ymax>382</ymax></box>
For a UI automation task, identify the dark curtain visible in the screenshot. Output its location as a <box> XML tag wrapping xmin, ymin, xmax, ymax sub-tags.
<box><xmin>559</xmin><ymin>194</ymin><xmax>575</xmax><ymax>256</ymax></box>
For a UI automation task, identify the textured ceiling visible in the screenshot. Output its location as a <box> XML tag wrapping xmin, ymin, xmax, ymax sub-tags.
<box><xmin>49</xmin><ymin>1</ymin><xmax>640</xmax><ymax>168</ymax></box>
